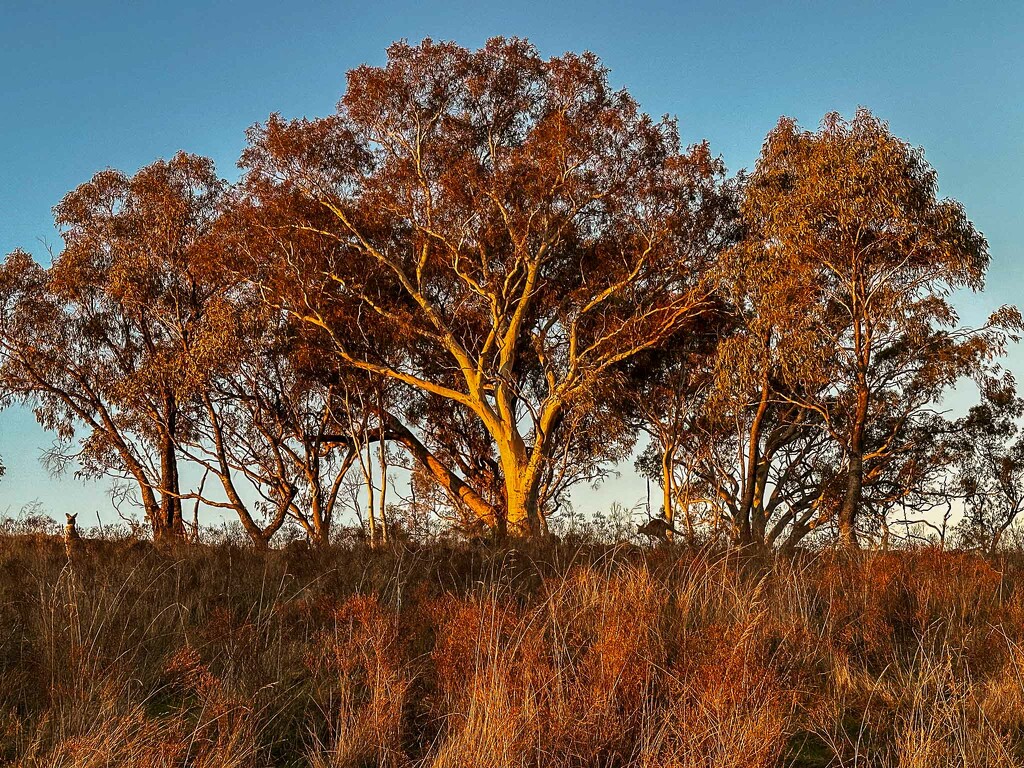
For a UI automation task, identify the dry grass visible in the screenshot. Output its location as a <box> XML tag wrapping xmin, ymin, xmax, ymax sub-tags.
<box><xmin>1</xmin><ymin>531</ymin><xmax>1024</xmax><ymax>766</ymax></box>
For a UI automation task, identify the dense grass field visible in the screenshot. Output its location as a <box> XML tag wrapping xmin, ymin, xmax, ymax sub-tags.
<box><xmin>1</xmin><ymin>528</ymin><xmax>1023</xmax><ymax>767</ymax></box>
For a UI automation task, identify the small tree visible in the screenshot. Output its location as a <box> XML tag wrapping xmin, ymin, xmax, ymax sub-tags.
<box><xmin>693</xmin><ymin>245</ymin><xmax>842</xmax><ymax>550</ymax></box>
<box><xmin>952</xmin><ymin>378</ymin><xmax>1024</xmax><ymax>553</ymax></box>
<box><xmin>0</xmin><ymin>153</ymin><xmax>225</xmax><ymax>540</ymax></box>
<box><xmin>629</xmin><ymin>320</ymin><xmax>725</xmax><ymax>541</ymax></box>
<box><xmin>176</xmin><ymin>299</ymin><xmax>367</xmax><ymax>548</ymax></box>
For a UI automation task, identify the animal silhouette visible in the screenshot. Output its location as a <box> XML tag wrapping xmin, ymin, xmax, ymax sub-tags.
<box><xmin>64</xmin><ymin>513</ymin><xmax>84</xmax><ymax>559</ymax></box>
<box><xmin>637</xmin><ymin>516</ymin><xmax>677</xmax><ymax>543</ymax></box>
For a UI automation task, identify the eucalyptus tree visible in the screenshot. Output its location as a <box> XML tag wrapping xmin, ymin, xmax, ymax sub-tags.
<box><xmin>0</xmin><ymin>153</ymin><xmax>224</xmax><ymax>539</ymax></box>
<box><xmin>950</xmin><ymin>378</ymin><xmax>1024</xmax><ymax>553</ymax></box>
<box><xmin>736</xmin><ymin>110</ymin><xmax>1019</xmax><ymax>546</ymax></box>
<box><xmin>236</xmin><ymin>38</ymin><xmax>733</xmax><ymax>536</ymax></box>
<box><xmin>175</xmin><ymin>297</ymin><xmax>369</xmax><ymax>548</ymax></box>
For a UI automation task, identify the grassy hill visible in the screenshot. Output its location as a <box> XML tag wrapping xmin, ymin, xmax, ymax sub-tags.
<box><xmin>0</xmin><ymin>532</ymin><xmax>1021</xmax><ymax>767</ymax></box>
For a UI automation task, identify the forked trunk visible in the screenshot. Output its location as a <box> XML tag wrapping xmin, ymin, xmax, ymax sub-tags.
<box><xmin>840</xmin><ymin>383</ymin><xmax>869</xmax><ymax>549</ymax></box>
<box><xmin>308</xmin><ymin>494</ymin><xmax>331</xmax><ymax>547</ymax></box>
<box><xmin>499</xmin><ymin>444</ymin><xmax>542</xmax><ymax>538</ymax></box>
<box><xmin>738</xmin><ymin>378</ymin><xmax>771</xmax><ymax>547</ymax></box>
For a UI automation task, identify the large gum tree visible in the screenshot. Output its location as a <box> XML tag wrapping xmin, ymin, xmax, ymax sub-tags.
<box><xmin>236</xmin><ymin>38</ymin><xmax>732</xmax><ymax>536</ymax></box>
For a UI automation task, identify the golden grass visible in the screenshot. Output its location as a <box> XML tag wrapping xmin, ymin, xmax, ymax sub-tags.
<box><xmin>1</xmin><ymin>533</ymin><xmax>1023</xmax><ymax>766</ymax></box>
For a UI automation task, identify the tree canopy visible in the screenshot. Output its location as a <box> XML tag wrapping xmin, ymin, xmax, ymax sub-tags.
<box><xmin>0</xmin><ymin>40</ymin><xmax>1016</xmax><ymax>550</ymax></box>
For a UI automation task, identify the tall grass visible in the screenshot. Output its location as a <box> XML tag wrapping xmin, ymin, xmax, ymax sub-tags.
<box><xmin>1</xmin><ymin>530</ymin><xmax>1023</xmax><ymax>766</ymax></box>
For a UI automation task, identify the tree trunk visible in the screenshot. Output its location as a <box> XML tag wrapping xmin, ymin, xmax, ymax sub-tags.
<box><xmin>364</xmin><ymin>448</ymin><xmax>378</xmax><ymax>548</ymax></box>
<box><xmin>388</xmin><ymin>419</ymin><xmax>499</xmax><ymax>530</ymax></box>
<box><xmin>309</xmin><ymin>492</ymin><xmax>330</xmax><ymax>547</ymax></box>
<box><xmin>749</xmin><ymin>460</ymin><xmax>770</xmax><ymax>546</ymax></box>
<box><xmin>229</xmin><ymin>496</ymin><xmax>286</xmax><ymax>550</ymax></box>
<box><xmin>142</xmin><ymin>491</ymin><xmax>163</xmax><ymax>541</ymax></box>
<box><xmin>504</xmin><ymin>474</ymin><xmax>538</xmax><ymax>537</ymax></box>
<box><xmin>377</xmin><ymin>436</ymin><xmax>389</xmax><ymax>544</ymax></box>
<box><xmin>839</xmin><ymin>451</ymin><xmax>862</xmax><ymax>548</ymax></box>
<box><xmin>247</xmin><ymin>529</ymin><xmax>272</xmax><ymax>551</ymax></box>
<box><xmin>661</xmin><ymin>447</ymin><xmax>675</xmax><ymax>542</ymax></box>
<box><xmin>493</xmin><ymin>406</ymin><xmax>557</xmax><ymax>538</ymax></box>
<box><xmin>157</xmin><ymin>430</ymin><xmax>184</xmax><ymax>541</ymax></box>
<box><xmin>737</xmin><ymin>380</ymin><xmax>771</xmax><ymax>547</ymax></box>
<box><xmin>840</xmin><ymin>380</ymin><xmax>869</xmax><ymax>549</ymax></box>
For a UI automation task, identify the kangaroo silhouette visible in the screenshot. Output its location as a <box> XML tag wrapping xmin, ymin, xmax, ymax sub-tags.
<box><xmin>637</xmin><ymin>517</ymin><xmax>676</xmax><ymax>543</ymax></box>
<box><xmin>64</xmin><ymin>513</ymin><xmax>84</xmax><ymax>559</ymax></box>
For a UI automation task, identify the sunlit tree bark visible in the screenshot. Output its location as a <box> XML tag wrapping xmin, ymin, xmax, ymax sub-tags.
<box><xmin>235</xmin><ymin>38</ymin><xmax>733</xmax><ymax>536</ymax></box>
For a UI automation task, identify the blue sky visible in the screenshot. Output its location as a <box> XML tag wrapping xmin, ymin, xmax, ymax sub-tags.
<box><xmin>0</xmin><ymin>0</ymin><xmax>1021</xmax><ymax>521</ymax></box>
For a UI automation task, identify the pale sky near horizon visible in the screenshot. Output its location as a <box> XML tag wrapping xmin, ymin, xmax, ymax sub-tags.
<box><xmin>0</xmin><ymin>0</ymin><xmax>1021</xmax><ymax>524</ymax></box>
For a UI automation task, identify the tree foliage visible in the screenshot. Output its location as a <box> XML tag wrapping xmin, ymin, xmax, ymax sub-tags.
<box><xmin>728</xmin><ymin>109</ymin><xmax>1020</xmax><ymax>546</ymax></box>
<box><xmin>235</xmin><ymin>37</ymin><xmax>734</xmax><ymax>535</ymax></box>
<box><xmin>0</xmin><ymin>41</ymin><xmax>1016</xmax><ymax>549</ymax></box>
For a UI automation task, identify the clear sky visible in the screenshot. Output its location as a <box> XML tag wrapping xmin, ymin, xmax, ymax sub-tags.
<box><xmin>0</xmin><ymin>0</ymin><xmax>1021</xmax><ymax>521</ymax></box>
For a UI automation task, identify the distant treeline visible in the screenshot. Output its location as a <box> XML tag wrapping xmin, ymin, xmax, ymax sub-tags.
<box><xmin>0</xmin><ymin>38</ymin><xmax>1020</xmax><ymax>551</ymax></box>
